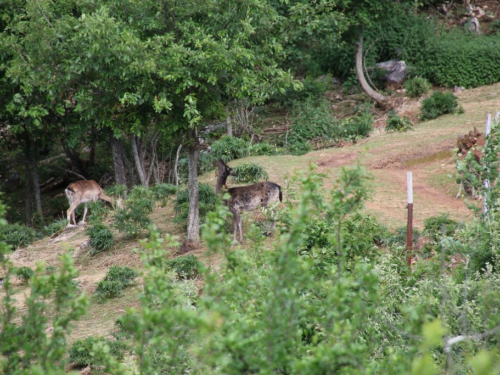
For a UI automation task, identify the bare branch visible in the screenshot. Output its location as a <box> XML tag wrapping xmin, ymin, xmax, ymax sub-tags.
<box><xmin>445</xmin><ymin>325</ymin><xmax>500</xmax><ymax>353</ymax></box>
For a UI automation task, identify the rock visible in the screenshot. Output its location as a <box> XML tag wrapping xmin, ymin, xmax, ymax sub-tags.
<box><xmin>376</xmin><ymin>60</ymin><xmax>408</xmax><ymax>89</ymax></box>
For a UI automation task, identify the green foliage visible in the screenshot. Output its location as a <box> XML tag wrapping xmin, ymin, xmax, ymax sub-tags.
<box><xmin>248</xmin><ymin>142</ymin><xmax>282</xmax><ymax>156</ymax></box>
<box><xmin>166</xmin><ymin>255</ymin><xmax>203</xmax><ymax>280</ymax></box>
<box><xmin>85</xmin><ymin>201</ymin><xmax>110</xmax><ymax>225</ymax></box>
<box><xmin>150</xmin><ymin>183</ymin><xmax>178</xmax><ymax>206</ymax></box>
<box><xmin>174</xmin><ymin>183</ymin><xmax>218</xmax><ymax>226</ymax></box>
<box><xmin>86</xmin><ymin>223</ymin><xmax>114</xmax><ymax>255</ymax></box>
<box><xmin>0</xmin><ymin>253</ymin><xmax>89</xmax><ymax>374</ymax></box>
<box><xmin>95</xmin><ymin>266</ymin><xmax>138</xmax><ymax>303</ymax></box>
<box><xmin>423</xmin><ymin>214</ymin><xmax>458</xmax><ymax>242</ymax></box>
<box><xmin>105</xmin><ymin>184</ymin><xmax>127</xmax><ymax>199</ymax></box>
<box><xmin>404</xmin><ymin>77</ymin><xmax>431</xmax><ymax>98</ymax></box>
<box><xmin>230</xmin><ymin>163</ymin><xmax>269</xmax><ymax>183</ymax></box>
<box><xmin>287</xmin><ymin>98</ymin><xmax>340</xmax><ymax>155</ymax></box>
<box><xmin>342</xmin><ymin>112</ymin><xmax>374</xmax><ymax>141</ymax></box>
<box><xmin>386</xmin><ymin>110</ymin><xmax>413</xmax><ymax>132</ymax></box>
<box><xmin>417</xmin><ymin>31</ymin><xmax>500</xmax><ymax>88</ymax></box>
<box><xmin>0</xmin><ymin>223</ymin><xmax>36</xmax><ymax>249</ymax></box>
<box><xmin>39</xmin><ymin>219</ymin><xmax>67</xmax><ymax>237</ymax></box>
<box><xmin>15</xmin><ymin>266</ymin><xmax>34</xmax><ymax>284</ymax></box>
<box><xmin>112</xmin><ymin>188</ymin><xmax>153</xmax><ymax>238</ymax></box>
<box><xmin>210</xmin><ymin>135</ymin><xmax>250</xmax><ymax>163</ymax></box>
<box><xmin>69</xmin><ymin>336</ymin><xmax>128</xmax><ymax>368</ymax></box>
<box><xmin>388</xmin><ymin>226</ymin><xmax>422</xmax><ymax>248</ymax></box>
<box><xmin>419</xmin><ymin>91</ymin><xmax>460</xmax><ymax>121</ymax></box>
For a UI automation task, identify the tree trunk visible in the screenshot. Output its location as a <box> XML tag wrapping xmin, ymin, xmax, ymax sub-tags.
<box><xmin>89</xmin><ymin>125</ymin><xmax>97</xmax><ymax>167</ymax></box>
<box><xmin>61</xmin><ymin>144</ymin><xmax>88</xmax><ymax>178</ymax></box>
<box><xmin>187</xmin><ymin>130</ymin><xmax>200</xmax><ymax>242</ymax></box>
<box><xmin>24</xmin><ymin>136</ymin><xmax>33</xmax><ymax>227</ymax></box>
<box><xmin>226</xmin><ymin>115</ymin><xmax>232</xmax><ymax>137</ymax></box>
<box><xmin>355</xmin><ymin>35</ymin><xmax>386</xmax><ymax>105</ymax></box>
<box><xmin>32</xmin><ymin>157</ymin><xmax>43</xmax><ymax>218</ymax></box>
<box><xmin>111</xmin><ymin>135</ymin><xmax>127</xmax><ymax>187</ymax></box>
<box><xmin>174</xmin><ymin>143</ymin><xmax>183</xmax><ymax>186</ymax></box>
<box><xmin>131</xmin><ymin>134</ymin><xmax>148</xmax><ymax>187</ymax></box>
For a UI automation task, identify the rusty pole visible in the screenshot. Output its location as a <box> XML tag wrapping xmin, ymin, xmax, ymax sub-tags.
<box><xmin>407</xmin><ymin>172</ymin><xmax>413</xmax><ymax>267</ymax></box>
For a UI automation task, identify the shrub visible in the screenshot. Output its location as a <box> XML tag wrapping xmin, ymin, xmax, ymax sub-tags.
<box><xmin>174</xmin><ymin>183</ymin><xmax>218</xmax><ymax>226</ymax></box>
<box><xmin>417</xmin><ymin>31</ymin><xmax>500</xmax><ymax>88</ymax></box>
<box><xmin>85</xmin><ymin>201</ymin><xmax>110</xmax><ymax>225</ymax></box>
<box><xmin>166</xmin><ymin>255</ymin><xmax>203</xmax><ymax>280</ymax></box>
<box><xmin>423</xmin><ymin>214</ymin><xmax>458</xmax><ymax>242</ymax></box>
<box><xmin>419</xmin><ymin>91</ymin><xmax>460</xmax><ymax>120</ymax></box>
<box><xmin>404</xmin><ymin>77</ymin><xmax>431</xmax><ymax>98</ymax></box>
<box><xmin>342</xmin><ymin>112</ymin><xmax>374</xmax><ymax>141</ymax></box>
<box><xmin>230</xmin><ymin>163</ymin><xmax>269</xmax><ymax>184</ymax></box>
<box><xmin>387</xmin><ymin>226</ymin><xmax>422</xmax><ymax>247</ymax></box>
<box><xmin>385</xmin><ymin>110</ymin><xmax>413</xmax><ymax>132</ymax></box>
<box><xmin>104</xmin><ymin>266</ymin><xmax>138</xmax><ymax>288</ymax></box>
<box><xmin>0</xmin><ymin>223</ymin><xmax>37</xmax><ymax>249</ymax></box>
<box><xmin>69</xmin><ymin>336</ymin><xmax>128</xmax><ymax>367</ymax></box>
<box><xmin>86</xmin><ymin>223</ymin><xmax>114</xmax><ymax>255</ymax></box>
<box><xmin>150</xmin><ymin>183</ymin><xmax>178</xmax><ymax>206</ymax></box>
<box><xmin>210</xmin><ymin>135</ymin><xmax>250</xmax><ymax>162</ymax></box>
<box><xmin>15</xmin><ymin>266</ymin><xmax>34</xmax><ymax>284</ymax></box>
<box><xmin>105</xmin><ymin>184</ymin><xmax>127</xmax><ymax>199</ymax></box>
<box><xmin>95</xmin><ymin>266</ymin><xmax>138</xmax><ymax>303</ymax></box>
<box><xmin>248</xmin><ymin>142</ymin><xmax>282</xmax><ymax>156</ymax></box>
<box><xmin>288</xmin><ymin>98</ymin><xmax>340</xmax><ymax>155</ymax></box>
<box><xmin>112</xmin><ymin>189</ymin><xmax>153</xmax><ymax>238</ymax></box>
<box><xmin>39</xmin><ymin>219</ymin><xmax>67</xmax><ymax>237</ymax></box>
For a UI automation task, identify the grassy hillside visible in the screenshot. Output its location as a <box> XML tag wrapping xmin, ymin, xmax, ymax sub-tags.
<box><xmin>4</xmin><ymin>82</ymin><xmax>500</xmax><ymax>348</ymax></box>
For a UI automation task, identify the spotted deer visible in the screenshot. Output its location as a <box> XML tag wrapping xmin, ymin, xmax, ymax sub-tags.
<box><xmin>216</xmin><ymin>159</ymin><xmax>282</xmax><ymax>242</ymax></box>
<box><xmin>65</xmin><ymin>180</ymin><xmax>122</xmax><ymax>227</ymax></box>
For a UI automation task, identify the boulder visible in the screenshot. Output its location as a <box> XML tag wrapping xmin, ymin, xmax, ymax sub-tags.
<box><xmin>376</xmin><ymin>60</ymin><xmax>408</xmax><ymax>90</ymax></box>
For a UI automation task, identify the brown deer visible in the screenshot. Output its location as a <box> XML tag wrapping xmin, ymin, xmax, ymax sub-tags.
<box><xmin>65</xmin><ymin>180</ymin><xmax>122</xmax><ymax>227</ymax></box>
<box><xmin>456</xmin><ymin>127</ymin><xmax>485</xmax><ymax>199</ymax></box>
<box><xmin>216</xmin><ymin>159</ymin><xmax>282</xmax><ymax>242</ymax></box>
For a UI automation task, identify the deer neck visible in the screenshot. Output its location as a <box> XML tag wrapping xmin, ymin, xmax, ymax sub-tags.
<box><xmin>216</xmin><ymin>173</ymin><xmax>228</xmax><ymax>194</ymax></box>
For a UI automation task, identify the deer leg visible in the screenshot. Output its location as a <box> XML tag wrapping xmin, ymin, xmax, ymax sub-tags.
<box><xmin>80</xmin><ymin>203</ymin><xmax>89</xmax><ymax>224</ymax></box>
<box><xmin>456</xmin><ymin>181</ymin><xmax>463</xmax><ymax>198</ymax></box>
<box><xmin>232</xmin><ymin>212</ymin><xmax>239</xmax><ymax>242</ymax></box>
<box><xmin>66</xmin><ymin>202</ymin><xmax>80</xmax><ymax>227</ymax></box>
<box><xmin>238</xmin><ymin>215</ymin><xmax>243</xmax><ymax>243</ymax></box>
<box><xmin>268</xmin><ymin>220</ymin><xmax>277</xmax><ymax>237</ymax></box>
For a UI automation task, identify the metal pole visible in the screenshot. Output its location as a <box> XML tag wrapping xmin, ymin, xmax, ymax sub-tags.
<box><xmin>484</xmin><ymin>113</ymin><xmax>492</xmax><ymax>213</ymax></box>
<box><xmin>407</xmin><ymin>172</ymin><xmax>413</xmax><ymax>267</ymax></box>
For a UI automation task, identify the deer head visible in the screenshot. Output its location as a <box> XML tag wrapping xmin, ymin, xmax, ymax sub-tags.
<box><xmin>216</xmin><ymin>159</ymin><xmax>238</xmax><ymax>194</ymax></box>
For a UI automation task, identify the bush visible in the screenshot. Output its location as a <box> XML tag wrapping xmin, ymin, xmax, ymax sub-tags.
<box><xmin>288</xmin><ymin>98</ymin><xmax>340</xmax><ymax>155</ymax></box>
<box><xmin>69</xmin><ymin>336</ymin><xmax>128</xmax><ymax>367</ymax></box>
<box><xmin>95</xmin><ymin>266</ymin><xmax>138</xmax><ymax>303</ymax></box>
<box><xmin>86</xmin><ymin>223</ymin><xmax>114</xmax><ymax>255</ymax></box>
<box><xmin>85</xmin><ymin>201</ymin><xmax>110</xmax><ymax>225</ymax></box>
<box><xmin>0</xmin><ymin>223</ymin><xmax>37</xmax><ymax>249</ymax></box>
<box><xmin>385</xmin><ymin>110</ymin><xmax>413</xmax><ymax>132</ymax></box>
<box><xmin>15</xmin><ymin>266</ymin><xmax>34</xmax><ymax>284</ymax></box>
<box><xmin>342</xmin><ymin>112</ymin><xmax>374</xmax><ymax>141</ymax></box>
<box><xmin>112</xmin><ymin>188</ymin><xmax>153</xmax><ymax>238</ymax></box>
<box><xmin>210</xmin><ymin>135</ymin><xmax>250</xmax><ymax>162</ymax></box>
<box><xmin>39</xmin><ymin>219</ymin><xmax>67</xmax><ymax>237</ymax></box>
<box><xmin>248</xmin><ymin>142</ymin><xmax>282</xmax><ymax>156</ymax></box>
<box><xmin>150</xmin><ymin>183</ymin><xmax>178</xmax><ymax>205</ymax></box>
<box><xmin>174</xmin><ymin>183</ymin><xmax>218</xmax><ymax>226</ymax></box>
<box><xmin>104</xmin><ymin>266</ymin><xmax>138</xmax><ymax>288</ymax></box>
<box><xmin>423</xmin><ymin>214</ymin><xmax>458</xmax><ymax>242</ymax></box>
<box><xmin>230</xmin><ymin>163</ymin><xmax>269</xmax><ymax>184</ymax></box>
<box><xmin>417</xmin><ymin>31</ymin><xmax>500</xmax><ymax>88</ymax></box>
<box><xmin>404</xmin><ymin>77</ymin><xmax>431</xmax><ymax>98</ymax></box>
<box><xmin>388</xmin><ymin>226</ymin><xmax>422</xmax><ymax>248</ymax></box>
<box><xmin>419</xmin><ymin>91</ymin><xmax>460</xmax><ymax>121</ymax></box>
<box><xmin>166</xmin><ymin>255</ymin><xmax>203</xmax><ymax>280</ymax></box>
<box><xmin>105</xmin><ymin>184</ymin><xmax>127</xmax><ymax>199</ymax></box>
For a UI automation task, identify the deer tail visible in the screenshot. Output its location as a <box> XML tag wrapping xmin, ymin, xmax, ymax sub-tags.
<box><xmin>279</xmin><ymin>186</ymin><xmax>283</xmax><ymax>202</ymax></box>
